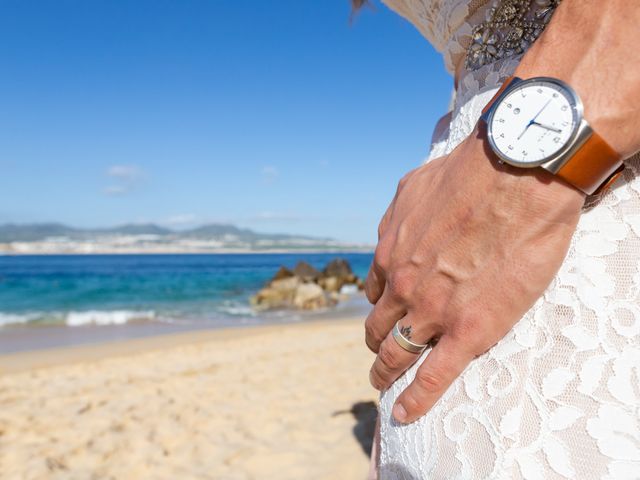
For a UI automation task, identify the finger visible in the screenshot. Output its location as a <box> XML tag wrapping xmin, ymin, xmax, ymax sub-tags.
<box><xmin>365</xmin><ymin>261</ymin><xmax>386</xmax><ymax>304</ymax></box>
<box><xmin>392</xmin><ymin>336</ymin><xmax>474</xmax><ymax>424</ymax></box>
<box><xmin>366</xmin><ymin>192</ymin><xmax>399</xmax><ymax>304</ymax></box>
<box><xmin>369</xmin><ymin>314</ymin><xmax>438</xmax><ymax>391</ymax></box>
<box><xmin>364</xmin><ymin>289</ymin><xmax>406</xmax><ymax>353</ymax></box>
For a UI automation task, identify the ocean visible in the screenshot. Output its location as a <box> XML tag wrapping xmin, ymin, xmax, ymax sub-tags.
<box><xmin>0</xmin><ymin>253</ymin><xmax>373</xmax><ymax>353</ymax></box>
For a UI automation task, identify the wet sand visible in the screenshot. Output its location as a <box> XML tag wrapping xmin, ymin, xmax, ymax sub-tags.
<box><xmin>0</xmin><ymin>317</ymin><xmax>378</xmax><ymax>479</ymax></box>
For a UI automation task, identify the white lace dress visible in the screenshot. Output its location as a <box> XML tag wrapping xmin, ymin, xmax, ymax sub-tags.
<box><xmin>377</xmin><ymin>1</ymin><xmax>640</xmax><ymax>479</ymax></box>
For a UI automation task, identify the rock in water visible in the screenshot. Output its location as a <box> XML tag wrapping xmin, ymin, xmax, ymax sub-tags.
<box><xmin>270</xmin><ymin>277</ymin><xmax>300</xmax><ymax>292</ymax></box>
<box><xmin>323</xmin><ymin>258</ymin><xmax>353</xmax><ymax>278</ymax></box>
<box><xmin>250</xmin><ymin>258</ymin><xmax>361</xmax><ymax>310</ymax></box>
<box><xmin>318</xmin><ymin>275</ymin><xmax>340</xmax><ymax>293</ymax></box>
<box><xmin>272</xmin><ymin>266</ymin><xmax>294</xmax><ymax>281</ymax></box>
<box><xmin>293</xmin><ymin>261</ymin><xmax>321</xmax><ymax>282</ymax></box>
<box><xmin>250</xmin><ymin>277</ymin><xmax>301</xmax><ymax>310</ymax></box>
<box><xmin>293</xmin><ymin>283</ymin><xmax>329</xmax><ymax>310</ymax></box>
<box><xmin>319</xmin><ymin>258</ymin><xmax>358</xmax><ymax>292</ymax></box>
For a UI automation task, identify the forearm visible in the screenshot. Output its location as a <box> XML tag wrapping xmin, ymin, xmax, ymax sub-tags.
<box><xmin>515</xmin><ymin>0</ymin><xmax>640</xmax><ymax>160</ymax></box>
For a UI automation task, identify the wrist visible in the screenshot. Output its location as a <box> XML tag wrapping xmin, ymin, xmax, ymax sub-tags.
<box><xmin>462</xmin><ymin>129</ymin><xmax>586</xmax><ymax>214</ymax></box>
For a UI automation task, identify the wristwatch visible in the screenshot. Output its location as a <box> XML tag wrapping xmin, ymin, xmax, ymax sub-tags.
<box><xmin>479</xmin><ymin>76</ymin><xmax>624</xmax><ymax>195</ymax></box>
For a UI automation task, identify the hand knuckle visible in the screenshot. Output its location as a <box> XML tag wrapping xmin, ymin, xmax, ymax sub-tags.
<box><xmin>388</xmin><ymin>268</ymin><xmax>414</xmax><ymax>301</ymax></box>
<box><xmin>366</xmin><ymin>341</ymin><xmax>379</xmax><ymax>354</ymax></box>
<box><xmin>377</xmin><ymin>220</ymin><xmax>387</xmax><ymax>240</ymax></box>
<box><xmin>365</xmin><ymin>293</ymin><xmax>379</xmax><ymax>307</ymax></box>
<box><xmin>398</xmin><ymin>169</ymin><xmax>416</xmax><ymax>190</ymax></box>
<box><xmin>364</xmin><ymin>319</ymin><xmax>383</xmax><ymax>352</ymax></box>
<box><xmin>450</xmin><ymin>311</ymin><xmax>483</xmax><ymax>341</ymax></box>
<box><xmin>373</xmin><ymin>242</ymin><xmax>391</xmax><ymax>273</ymax></box>
<box><xmin>378</xmin><ymin>344</ymin><xmax>401</xmax><ymax>371</ymax></box>
<box><xmin>364</xmin><ymin>277</ymin><xmax>377</xmax><ymax>304</ymax></box>
<box><xmin>453</xmin><ymin>311</ymin><xmax>497</xmax><ymax>355</ymax></box>
<box><xmin>416</xmin><ymin>282</ymin><xmax>447</xmax><ymax>314</ymax></box>
<box><xmin>369</xmin><ymin>368</ymin><xmax>383</xmax><ymax>390</ymax></box>
<box><xmin>416</xmin><ymin>367</ymin><xmax>445</xmax><ymax>394</ymax></box>
<box><xmin>417</xmin><ymin>293</ymin><xmax>440</xmax><ymax>316</ymax></box>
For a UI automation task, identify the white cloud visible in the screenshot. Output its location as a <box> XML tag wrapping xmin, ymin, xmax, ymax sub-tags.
<box><xmin>107</xmin><ymin>164</ymin><xmax>143</xmax><ymax>181</ymax></box>
<box><xmin>104</xmin><ymin>164</ymin><xmax>145</xmax><ymax>196</ymax></box>
<box><xmin>261</xmin><ymin>165</ymin><xmax>279</xmax><ymax>184</ymax></box>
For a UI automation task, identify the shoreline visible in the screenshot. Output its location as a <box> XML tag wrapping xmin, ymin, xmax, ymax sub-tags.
<box><xmin>0</xmin><ymin>316</ymin><xmax>365</xmax><ymax>374</ymax></box>
<box><xmin>0</xmin><ymin>293</ymin><xmax>372</xmax><ymax>355</ymax></box>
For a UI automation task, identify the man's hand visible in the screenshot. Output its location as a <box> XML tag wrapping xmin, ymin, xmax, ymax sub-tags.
<box><xmin>365</xmin><ymin>131</ymin><xmax>585</xmax><ymax>424</ymax></box>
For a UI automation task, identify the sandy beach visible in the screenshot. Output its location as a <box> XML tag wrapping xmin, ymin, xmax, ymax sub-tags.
<box><xmin>0</xmin><ymin>317</ymin><xmax>378</xmax><ymax>479</ymax></box>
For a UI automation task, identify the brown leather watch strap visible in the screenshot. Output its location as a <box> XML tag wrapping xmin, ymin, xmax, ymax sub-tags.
<box><xmin>555</xmin><ymin>132</ymin><xmax>624</xmax><ymax>195</ymax></box>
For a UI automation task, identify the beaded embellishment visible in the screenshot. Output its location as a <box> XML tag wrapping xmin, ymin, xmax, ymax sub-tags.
<box><xmin>465</xmin><ymin>0</ymin><xmax>561</xmax><ymax>71</ymax></box>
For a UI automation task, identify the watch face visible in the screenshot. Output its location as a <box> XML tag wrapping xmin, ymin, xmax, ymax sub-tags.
<box><xmin>487</xmin><ymin>78</ymin><xmax>582</xmax><ymax>167</ymax></box>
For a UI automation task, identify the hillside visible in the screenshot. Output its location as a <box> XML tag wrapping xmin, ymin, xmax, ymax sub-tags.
<box><xmin>0</xmin><ymin>223</ymin><xmax>368</xmax><ymax>254</ymax></box>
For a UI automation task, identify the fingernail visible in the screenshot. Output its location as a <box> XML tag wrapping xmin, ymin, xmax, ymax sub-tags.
<box><xmin>392</xmin><ymin>403</ymin><xmax>407</xmax><ymax>423</ymax></box>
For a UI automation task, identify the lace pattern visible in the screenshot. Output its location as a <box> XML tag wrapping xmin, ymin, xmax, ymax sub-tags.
<box><xmin>379</xmin><ymin>1</ymin><xmax>640</xmax><ymax>478</ymax></box>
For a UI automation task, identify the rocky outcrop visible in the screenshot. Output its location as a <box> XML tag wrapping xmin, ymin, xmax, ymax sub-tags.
<box><xmin>272</xmin><ymin>266</ymin><xmax>294</xmax><ymax>281</ymax></box>
<box><xmin>250</xmin><ymin>258</ymin><xmax>364</xmax><ymax>311</ymax></box>
<box><xmin>292</xmin><ymin>283</ymin><xmax>327</xmax><ymax>310</ymax></box>
<box><xmin>292</xmin><ymin>261</ymin><xmax>321</xmax><ymax>282</ymax></box>
<box><xmin>318</xmin><ymin>258</ymin><xmax>365</xmax><ymax>293</ymax></box>
<box><xmin>324</xmin><ymin>258</ymin><xmax>353</xmax><ymax>278</ymax></box>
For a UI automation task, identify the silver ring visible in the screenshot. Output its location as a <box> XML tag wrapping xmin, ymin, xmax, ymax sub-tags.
<box><xmin>392</xmin><ymin>321</ymin><xmax>429</xmax><ymax>354</ymax></box>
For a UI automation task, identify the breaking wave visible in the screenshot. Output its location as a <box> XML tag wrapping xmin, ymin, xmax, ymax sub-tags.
<box><xmin>0</xmin><ymin>310</ymin><xmax>157</xmax><ymax>328</ymax></box>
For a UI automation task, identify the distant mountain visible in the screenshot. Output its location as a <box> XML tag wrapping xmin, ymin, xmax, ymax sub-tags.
<box><xmin>184</xmin><ymin>224</ymin><xmax>331</xmax><ymax>242</ymax></box>
<box><xmin>99</xmin><ymin>224</ymin><xmax>173</xmax><ymax>236</ymax></box>
<box><xmin>0</xmin><ymin>223</ymin><xmax>357</xmax><ymax>254</ymax></box>
<box><xmin>0</xmin><ymin>222</ymin><xmax>324</xmax><ymax>242</ymax></box>
<box><xmin>0</xmin><ymin>223</ymin><xmax>79</xmax><ymax>242</ymax></box>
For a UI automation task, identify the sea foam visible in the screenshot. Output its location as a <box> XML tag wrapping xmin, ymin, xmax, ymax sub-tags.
<box><xmin>65</xmin><ymin>310</ymin><xmax>156</xmax><ymax>327</ymax></box>
<box><xmin>0</xmin><ymin>310</ymin><xmax>156</xmax><ymax>328</ymax></box>
<box><xmin>0</xmin><ymin>313</ymin><xmax>40</xmax><ymax>327</ymax></box>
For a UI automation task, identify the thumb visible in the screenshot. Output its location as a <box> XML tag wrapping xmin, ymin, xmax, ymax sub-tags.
<box><xmin>391</xmin><ymin>336</ymin><xmax>474</xmax><ymax>424</ymax></box>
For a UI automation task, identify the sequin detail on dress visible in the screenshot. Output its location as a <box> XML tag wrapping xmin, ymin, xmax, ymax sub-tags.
<box><xmin>466</xmin><ymin>0</ymin><xmax>561</xmax><ymax>70</ymax></box>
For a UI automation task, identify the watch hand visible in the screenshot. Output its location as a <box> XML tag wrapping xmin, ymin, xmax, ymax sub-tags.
<box><xmin>532</xmin><ymin>121</ymin><xmax>562</xmax><ymax>133</ymax></box>
<box><xmin>517</xmin><ymin>98</ymin><xmax>554</xmax><ymax>141</ymax></box>
<box><xmin>517</xmin><ymin>124</ymin><xmax>531</xmax><ymax>140</ymax></box>
<box><xmin>531</xmin><ymin>98</ymin><xmax>552</xmax><ymax>123</ymax></box>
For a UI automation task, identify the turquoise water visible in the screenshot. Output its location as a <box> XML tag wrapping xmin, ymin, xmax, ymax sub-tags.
<box><xmin>0</xmin><ymin>253</ymin><xmax>373</xmax><ymax>329</ymax></box>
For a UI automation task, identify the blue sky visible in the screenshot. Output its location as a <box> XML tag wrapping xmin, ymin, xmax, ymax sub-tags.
<box><xmin>0</xmin><ymin>0</ymin><xmax>452</xmax><ymax>243</ymax></box>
